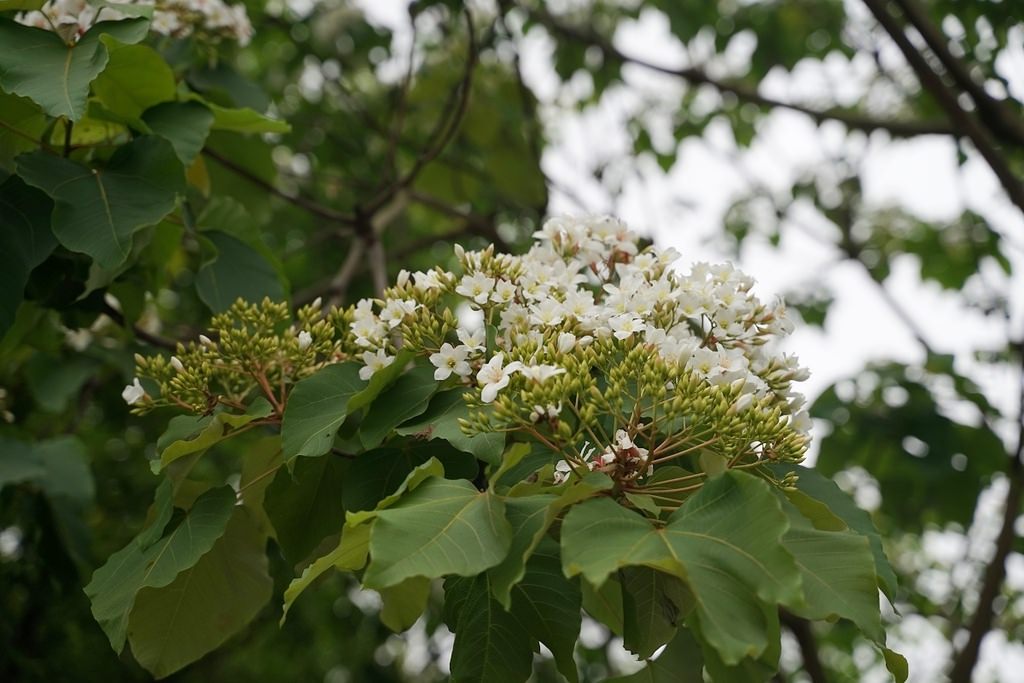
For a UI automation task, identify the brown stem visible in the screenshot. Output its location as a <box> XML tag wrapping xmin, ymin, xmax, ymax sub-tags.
<box><xmin>780</xmin><ymin>610</ymin><xmax>830</xmax><ymax>683</ymax></box>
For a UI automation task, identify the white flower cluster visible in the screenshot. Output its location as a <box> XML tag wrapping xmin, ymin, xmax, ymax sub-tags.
<box><xmin>350</xmin><ymin>214</ymin><xmax>810</xmax><ymax>432</ymax></box>
<box><xmin>17</xmin><ymin>0</ymin><xmax>253</xmax><ymax>45</ymax></box>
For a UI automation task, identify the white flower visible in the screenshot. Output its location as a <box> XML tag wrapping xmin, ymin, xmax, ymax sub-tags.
<box><xmin>413</xmin><ymin>270</ymin><xmax>443</xmax><ymax>291</ymax></box>
<box><xmin>456</xmin><ymin>327</ymin><xmax>486</xmax><ymax>353</ymax></box>
<box><xmin>430</xmin><ymin>343</ymin><xmax>472</xmax><ymax>381</ymax></box>
<box><xmin>519</xmin><ymin>364</ymin><xmax>566</xmax><ymax>383</ymax></box>
<box><xmin>199</xmin><ymin>334</ymin><xmax>214</xmax><ymax>346</ymax></box>
<box><xmin>121</xmin><ymin>378</ymin><xmax>146</xmax><ymax>405</ymax></box>
<box><xmin>553</xmin><ymin>459</ymin><xmax>574</xmax><ymax>484</ymax></box>
<box><xmin>359</xmin><ymin>349</ymin><xmax>394</xmax><ymax>381</ymax></box>
<box><xmin>608</xmin><ymin>313</ymin><xmax>644</xmax><ymax>340</ymax></box>
<box><xmin>529</xmin><ymin>298</ymin><xmax>565</xmax><ymax>327</ymax></box>
<box><xmin>476</xmin><ymin>352</ymin><xmax>521</xmax><ymax>403</ymax></box>
<box><xmin>456</xmin><ymin>272</ymin><xmax>496</xmax><ymax>305</ymax></box>
<box><xmin>297</xmin><ymin>330</ymin><xmax>313</xmax><ymax>350</ymax></box>
<box><xmin>170</xmin><ymin>356</ymin><xmax>185</xmax><ymax>372</ymax></box>
<box><xmin>491</xmin><ymin>279</ymin><xmax>517</xmax><ymax>304</ymax></box>
<box><xmin>380</xmin><ymin>299</ymin><xmax>419</xmax><ymax>328</ymax></box>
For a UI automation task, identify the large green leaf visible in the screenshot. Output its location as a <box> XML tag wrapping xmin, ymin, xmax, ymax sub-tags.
<box><xmin>509</xmin><ymin>537</ymin><xmax>581</xmax><ymax>683</ymax></box>
<box><xmin>489</xmin><ymin>472</ymin><xmax>612</xmax><ymax>608</ymax></box>
<box><xmin>142</xmin><ymin>101</ymin><xmax>215</xmax><ymax>165</ymax></box>
<box><xmin>17</xmin><ymin>135</ymin><xmax>184</xmax><ymax>269</ymax></box>
<box><xmin>378</xmin><ymin>577</ymin><xmax>431</xmax><ymax>632</ymax></box>
<box><xmin>203</xmin><ymin>100</ymin><xmax>291</xmax><ymax>134</ymax></box>
<box><xmin>0</xmin><ymin>18</ymin><xmax>149</xmax><ymax>120</ymax></box>
<box><xmin>607</xmin><ymin>628</ymin><xmax>704</xmax><ymax>683</ymax></box>
<box><xmin>156</xmin><ymin>399</ymin><xmax>272</xmax><ymax>472</ymax></box>
<box><xmin>91</xmin><ymin>39</ymin><xmax>175</xmax><ymax>124</ymax></box>
<box><xmin>0</xmin><ymin>175</ymin><xmax>55</xmax><ymax>334</ymax></box>
<box><xmin>445</xmin><ymin>574</ymin><xmax>534</xmax><ymax>683</ymax></box>
<box><xmin>194</xmin><ymin>230</ymin><xmax>285</xmax><ymax>313</ymax></box>
<box><xmin>771</xmin><ymin>464</ymin><xmax>898</xmax><ymax>598</ymax></box>
<box><xmin>0</xmin><ymin>91</ymin><xmax>47</xmax><ymax>170</ymax></box>
<box><xmin>395</xmin><ymin>388</ymin><xmax>506</xmax><ymax>465</ymax></box>
<box><xmin>281</xmin><ymin>362</ymin><xmax>363</xmax><ymax>461</ymax></box>
<box><xmin>126</xmin><ymin>510</ymin><xmax>272</xmax><ymax>679</ymax></box>
<box><xmin>781</xmin><ymin>503</ymin><xmax>884</xmax><ymax>643</ymax></box>
<box><xmin>85</xmin><ymin>486</ymin><xmax>236</xmax><ymax>651</ymax></box>
<box><xmin>264</xmin><ymin>454</ymin><xmax>348</xmax><ymax>565</ymax></box>
<box><xmin>361</xmin><ymin>477</ymin><xmax>512</xmax><ymax>589</ymax></box>
<box><xmin>561</xmin><ymin>472</ymin><xmax>801</xmax><ymax>665</ymax></box>
<box><xmin>621</xmin><ymin>567</ymin><xmax>692</xmax><ymax>659</ymax></box>
<box><xmin>0</xmin><ymin>435</ymin><xmax>93</xmax><ymax>504</ymax></box>
<box><xmin>358</xmin><ymin>364</ymin><xmax>438</xmax><ymax>449</ymax></box>
<box><xmin>281</xmin><ymin>522</ymin><xmax>370</xmax><ymax>623</ymax></box>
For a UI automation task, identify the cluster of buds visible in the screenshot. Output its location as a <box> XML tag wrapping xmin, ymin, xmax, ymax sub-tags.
<box><xmin>17</xmin><ymin>0</ymin><xmax>253</xmax><ymax>46</ymax></box>
<box><xmin>126</xmin><ymin>215</ymin><xmax>811</xmax><ymax>499</ymax></box>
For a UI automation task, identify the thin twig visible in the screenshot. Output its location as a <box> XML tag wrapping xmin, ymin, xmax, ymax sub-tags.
<box><xmin>202</xmin><ymin>147</ymin><xmax>358</xmax><ymax>227</ymax></box>
<box><xmin>101</xmin><ymin>303</ymin><xmax>177</xmax><ymax>350</ymax></box>
<box><xmin>363</xmin><ymin>5</ymin><xmax>479</xmax><ymax>214</ymax></box>
<box><xmin>521</xmin><ymin>3</ymin><xmax>955</xmax><ymax>138</ymax></box>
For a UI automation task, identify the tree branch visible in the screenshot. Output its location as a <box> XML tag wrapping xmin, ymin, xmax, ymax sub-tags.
<box><xmin>202</xmin><ymin>147</ymin><xmax>358</xmax><ymax>227</ymax></box>
<box><xmin>101</xmin><ymin>303</ymin><xmax>177</xmax><ymax>351</ymax></box>
<box><xmin>521</xmin><ymin>3</ymin><xmax>954</xmax><ymax>138</ymax></box>
<box><xmin>948</xmin><ymin>339</ymin><xmax>1024</xmax><ymax>682</ymax></box>
<box><xmin>780</xmin><ymin>610</ymin><xmax>830</xmax><ymax>683</ymax></box>
<box><xmin>861</xmin><ymin>0</ymin><xmax>1024</xmax><ymax>216</ymax></box>
<box><xmin>890</xmin><ymin>0</ymin><xmax>1024</xmax><ymax>149</ymax></box>
<box><xmin>363</xmin><ymin>5</ymin><xmax>479</xmax><ymax>214</ymax></box>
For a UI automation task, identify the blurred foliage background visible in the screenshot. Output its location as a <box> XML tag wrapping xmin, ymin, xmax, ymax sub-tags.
<box><xmin>1</xmin><ymin>0</ymin><xmax>1023</xmax><ymax>681</ymax></box>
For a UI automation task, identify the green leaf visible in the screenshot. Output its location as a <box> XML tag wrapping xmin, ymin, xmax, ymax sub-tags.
<box><xmin>489</xmin><ymin>472</ymin><xmax>612</xmax><ymax>608</ymax></box>
<box><xmin>395</xmin><ymin>389</ymin><xmax>506</xmax><ymax>465</ymax></box>
<box><xmin>582</xmin><ymin>574</ymin><xmax>624</xmax><ymax>636</ymax></box>
<box><xmin>142</xmin><ymin>101</ymin><xmax>214</xmax><ymax>165</ymax></box>
<box><xmin>203</xmin><ymin>100</ymin><xmax>291</xmax><ymax>134</ymax></box>
<box><xmin>194</xmin><ymin>230</ymin><xmax>285</xmax><ymax>313</ymax></box>
<box><xmin>264</xmin><ymin>454</ymin><xmax>348</xmax><ymax>566</ymax></box>
<box><xmin>342</xmin><ymin>448</ymin><xmax>444</xmax><ymax>514</ymax></box>
<box><xmin>24</xmin><ymin>354</ymin><xmax>96</xmax><ymax>412</ymax></box>
<box><xmin>0</xmin><ymin>435</ymin><xmax>93</xmax><ymax>504</ymax></box>
<box><xmin>770</xmin><ymin>464</ymin><xmax>898</xmax><ymax>598</ymax></box>
<box><xmin>0</xmin><ymin>18</ymin><xmax>149</xmax><ymax>120</ymax></box>
<box><xmin>445</xmin><ymin>574</ymin><xmax>534</xmax><ymax>683</ymax></box>
<box><xmin>509</xmin><ymin>537</ymin><xmax>581</xmax><ymax>683</ymax></box>
<box><xmin>281</xmin><ymin>362</ymin><xmax>363</xmax><ymax>461</ymax></box>
<box><xmin>281</xmin><ymin>522</ymin><xmax>370</xmax><ymax>623</ymax></box>
<box><xmin>607</xmin><ymin>628</ymin><xmax>704</xmax><ymax>683</ymax></box>
<box><xmin>561</xmin><ymin>472</ymin><xmax>801</xmax><ymax>665</ymax></box>
<box><xmin>156</xmin><ymin>399</ymin><xmax>272</xmax><ymax>472</ymax></box>
<box><xmin>692</xmin><ymin>603</ymin><xmax>781</xmax><ymax>683</ymax></box>
<box><xmin>362</xmin><ymin>477</ymin><xmax>512</xmax><ymax>589</ymax></box>
<box><xmin>17</xmin><ymin>135</ymin><xmax>184</xmax><ymax>269</ymax></box>
<box><xmin>0</xmin><ymin>175</ymin><xmax>55</xmax><ymax>335</ymax></box>
<box><xmin>85</xmin><ymin>486</ymin><xmax>236</xmax><ymax>651</ymax></box>
<box><xmin>781</xmin><ymin>502</ymin><xmax>884</xmax><ymax>643</ymax></box>
<box><xmin>91</xmin><ymin>39</ymin><xmax>175</xmax><ymax>124</ymax></box>
<box><xmin>0</xmin><ymin>1</ymin><xmax>46</xmax><ymax>10</ymax></box>
<box><xmin>378</xmin><ymin>577</ymin><xmax>431</xmax><ymax>632</ymax></box>
<box><xmin>126</xmin><ymin>510</ymin><xmax>272</xmax><ymax>679</ymax></box>
<box><xmin>883</xmin><ymin>647</ymin><xmax>909</xmax><ymax>683</ymax></box>
<box><xmin>0</xmin><ymin>92</ymin><xmax>47</xmax><ymax>170</ymax></box>
<box><xmin>621</xmin><ymin>567</ymin><xmax>692</xmax><ymax>659</ymax></box>
<box><xmin>359</xmin><ymin>364</ymin><xmax>438</xmax><ymax>449</ymax></box>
